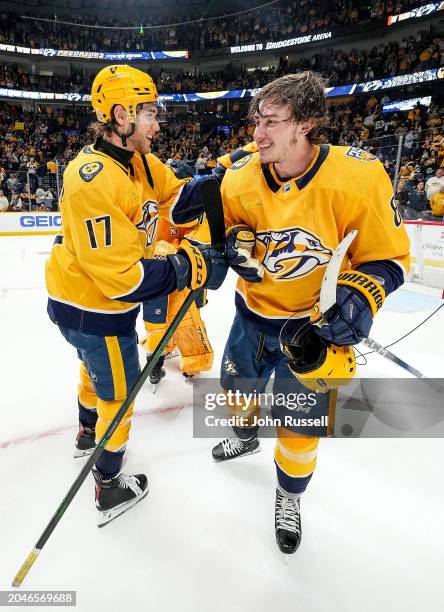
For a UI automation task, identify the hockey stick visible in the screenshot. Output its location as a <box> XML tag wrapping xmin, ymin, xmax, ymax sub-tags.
<box><xmin>12</xmin><ymin>178</ymin><xmax>226</xmax><ymax>588</ymax></box>
<box><xmin>314</xmin><ymin>231</ymin><xmax>442</xmax><ymax>392</ymax></box>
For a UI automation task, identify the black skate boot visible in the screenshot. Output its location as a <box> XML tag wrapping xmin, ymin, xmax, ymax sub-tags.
<box><xmin>275</xmin><ymin>487</ymin><xmax>302</xmax><ymax>554</ymax></box>
<box><xmin>212</xmin><ymin>435</ymin><xmax>260</xmax><ymax>461</ymax></box>
<box><xmin>93</xmin><ymin>470</ymin><xmax>149</xmax><ymax>527</ymax></box>
<box><xmin>73</xmin><ymin>423</ymin><xmax>96</xmax><ymax>458</ymax></box>
<box><xmin>149</xmin><ymin>355</ymin><xmax>166</xmax><ymax>392</ymax></box>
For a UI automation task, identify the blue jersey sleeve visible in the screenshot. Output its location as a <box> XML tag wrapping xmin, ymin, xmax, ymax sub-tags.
<box><xmin>170</xmin><ymin>176</ymin><xmax>212</xmax><ymax>224</ymax></box>
<box><xmin>114</xmin><ymin>258</ymin><xmax>177</xmax><ymax>303</ymax></box>
<box><xmin>357</xmin><ymin>260</ymin><xmax>405</xmax><ymax>296</ymax></box>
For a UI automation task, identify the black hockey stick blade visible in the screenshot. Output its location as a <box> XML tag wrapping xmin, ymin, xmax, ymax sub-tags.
<box><xmin>199</xmin><ymin>178</ymin><xmax>226</xmax><ymax>253</ymax></box>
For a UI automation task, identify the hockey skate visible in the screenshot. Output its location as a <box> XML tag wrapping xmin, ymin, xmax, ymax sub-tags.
<box><xmin>149</xmin><ymin>355</ymin><xmax>166</xmax><ymax>393</ymax></box>
<box><xmin>275</xmin><ymin>487</ymin><xmax>302</xmax><ymax>554</ymax></box>
<box><xmin>183</xmin><ymin>372</ymin><xmax>194</xmax><ymax>383</ymax></box>
<box><xmin>212</xmin><ymin>435</ymin><xmax>260</xmax><ymax>461</ymax></box>
<box><xmin>73</xmin><ymin>423</ymin><xmax>96</xmax><ymax>458</ymax></box>
<box><xmin>93</xmin><ymin>470</ymin><xmax>149</xmax><ymax>527</ymax></box>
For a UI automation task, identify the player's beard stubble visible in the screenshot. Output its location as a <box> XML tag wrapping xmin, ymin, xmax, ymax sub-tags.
<box><xmin>259</xmin><ymin>131</ymin><xmax>299</xmax><ymax>167</ymax></box>
<box><xmin>130</xmin><ymin>129</ymin><xmax>153</xmax><ymax>155</ymax></box>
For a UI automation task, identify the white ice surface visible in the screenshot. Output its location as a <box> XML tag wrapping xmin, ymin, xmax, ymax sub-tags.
<box><xmin>0</xmin><ymin>235</ymin><xmax>443</xmax><ymax>611</ymax></box>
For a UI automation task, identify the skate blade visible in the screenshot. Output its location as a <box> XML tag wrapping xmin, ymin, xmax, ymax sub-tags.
<box><xmin>73</xmin><ymin>446</ymin><xmax>95</xmax><ymax>458</ymax></box>
<box><xmin>278</xmin><ymin>545</ymin><xmax>299</xmax><ymax>562</ymax></box>
<box><xmin>151</xmin><ymin>382</ymin><xmax>160</xmax><ymax>394</ymax></box>
<box><xmin>97</xmin><ymin>486</ymin><xmax>149</xmax><ymax>528</ymax></box>
<box><xmin>213</xmin><ymin>443</ymin><xmax>261</xmax><ymax>462</ymax></box>
<box><xmin>281</xmin><ymin>552</ymin><xmax>292</xmax><ymax>565</ymax></box>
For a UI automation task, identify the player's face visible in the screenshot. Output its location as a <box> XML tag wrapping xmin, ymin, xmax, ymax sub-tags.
<box><xmin>129</xmin><ymin>103</ymin><xmax>160</xmax><ymax>154</ymax></box>
<box><xmin>253</xmin><ymin>101</ymin><xmax>299</xmax><ymax>164</ymax></box>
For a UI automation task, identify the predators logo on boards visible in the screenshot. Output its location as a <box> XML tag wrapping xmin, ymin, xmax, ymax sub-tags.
<box><xmin>255</xmin><ymin>228</ymin><xmax>332</xmax><ymax>280</ymax></box>
<box><xmin>79</xmin><ymin>161</ymin><xmax>104</xmax><ymax>182</ymax></box>
<box><xmin>345</xmin><ymin>147</ymin><xmax>377</xmax><ymax>162</ymax></box>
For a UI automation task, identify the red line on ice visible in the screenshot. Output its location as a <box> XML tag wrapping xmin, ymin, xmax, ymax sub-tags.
<box><xmin>0</xmin><ymin>404</ymin><xmax>188</xmax><ymax>450</ymax></box>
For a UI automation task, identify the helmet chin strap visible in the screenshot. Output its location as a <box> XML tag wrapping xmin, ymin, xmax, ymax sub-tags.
<box><xmin>111</xmin><ymin>122</ymin><xmax>135</xmax><ymax>148</ymax></box>
<box><xmin>110</xmin><ymin>106</ymin><xmax>136</xmax><ymax>147</ymax></box>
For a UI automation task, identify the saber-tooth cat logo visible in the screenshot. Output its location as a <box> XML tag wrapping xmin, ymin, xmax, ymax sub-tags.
<box><xmin>137</xmin><ymin>200</ymin><xmax>159</xmax><ymax>247</ymax></box>
<box><xmin>255</xmin><ymin>228</ymin><xmax>332</xmax><ymax>280</ymax></box>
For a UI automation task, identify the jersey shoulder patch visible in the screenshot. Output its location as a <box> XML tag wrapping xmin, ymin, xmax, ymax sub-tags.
<box><xmin>345</xmin><ymin>147</ymin><xmax>377</xmax><ymax>162</ymax></box>
<box><xmin>229</xmin><ymin>153</ymin><xmax>253</xmax><ymax>170</ymax></box>
<box><xmin>79</xmin><ymin>161</ymin><xmax>104</xmax><ymax>182</ymax></box>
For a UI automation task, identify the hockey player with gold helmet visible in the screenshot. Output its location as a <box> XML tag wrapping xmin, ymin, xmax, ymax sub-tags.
<box><xmin>90</xmin><ymin>64</ymin><xmax>163</xmax><ymax>148</ymax></box>
<box><xmin>45</xmin><ymin>64</ymin><xmax>227</xmax><ymax>526</ymax></box>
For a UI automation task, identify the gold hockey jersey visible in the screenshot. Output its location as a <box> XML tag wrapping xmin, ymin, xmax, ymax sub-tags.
<box><xmin>221</xmin><ymin>144</ymin><xmax>410</xmax><ymax>331</ymax></box>
<box><xmin>46</xmin><ymin>141</ymin><xmax>191</xmax><ymax>335</ymax></box>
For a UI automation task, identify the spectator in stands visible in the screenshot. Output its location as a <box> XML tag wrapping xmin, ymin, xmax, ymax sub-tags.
<box><xmin>407</xmin><ymin>181</ymin><xmax>428</xmax><ymax>219</ymax></box>
<box><xmin>0</xmin><ymin>189</ymin><xmax>9</xmax><ymax>211</ymax></box>
<box><xmin>394</xmin><ymin>179</ymin><xmax>410</xmax><ymax>219</ymax></box>
<box><xmin>195</xmin><ymin>150</ymin><xmax>209</xmax><ymax>175</ymax></box>
<box><xmin>383</xmin><ymin>159</ymin><xmax>395</xmax><ymax>181</ymax></box>
<box><xmin>6</xmin><ymin>173</ymin><xmax>18</xmax><ymax>194</ymax></box>
<box><xmin>27</xmin><ymin>157</ymin><xmax>38</xmax><ymax>175</ymax></box>
<box><xmin>403</xmin><ymin>129</ymin><xmax>416</xmax><ymax>156</ymax></box>
<box><xmin>10</xmin><ymin>191</ymin><xmax>23</xmax><ymax>211</ymax></box>
<box><xmin>425</xmin><ymin>167</ymin><xmax>444</xmax><ymax>200</ymax></box>
<box><xmin>44</xmin><ymin>189</ymin><xmax>54</xmax><ymax>211</ymax></box>
<box><xmin>35</xmin><ymin>186</ymin><xmax>46</xmax><ymax>210</ymax></box>
<box><xmin>399</xmin><ymin>157</ymin><xmax>416</xmax><ymax>183</ymax></box>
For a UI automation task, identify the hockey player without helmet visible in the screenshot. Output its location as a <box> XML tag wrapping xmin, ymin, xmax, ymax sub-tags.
<box><xmin>280</xmin><ymin>318</ymin><xmax>356</xmax><ymax>394</ymax></box>
<box><xmin>91</xmin><ymin>65</ymin><xmax>158</xmax><ymax>124</ymax></box>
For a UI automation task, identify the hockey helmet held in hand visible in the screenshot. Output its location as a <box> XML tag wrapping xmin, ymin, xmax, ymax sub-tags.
<box><xmin>91</xmin><ymin>65</ymin><xmax>158</xmax><ymax>124</ymax></box>
<box><xmin>280</xmin><ymin>319</ymin><xmax>356</xmax><ymax>394</ymax></box>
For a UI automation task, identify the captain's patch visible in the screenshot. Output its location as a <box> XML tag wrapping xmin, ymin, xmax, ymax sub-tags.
<box><xmin>79</xmin><ymin>162</ymin><xmax>103</xmax><ymax>182</ymax></box>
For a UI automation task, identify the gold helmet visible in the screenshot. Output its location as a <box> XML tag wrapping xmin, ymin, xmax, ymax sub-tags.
<box><xmin>91</xmin><ymin>64</ymin><xmax>158</xmax><ymax>124</ymax></box>
<box><xmin>280</xmin><ymin>320</ymin><xmax>356</xmax><ymax>394</ymax></box>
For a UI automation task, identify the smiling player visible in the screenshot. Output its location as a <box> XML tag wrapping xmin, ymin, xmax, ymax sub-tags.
<box><xmin>211</xmin><ymin>72</ymin><xmax>410</xmax><ymax>553</ymax></box>
<box><xmin>46</xmin><ymin>65</ymin><xmax>227</xmax><ymax>525</ymax></box>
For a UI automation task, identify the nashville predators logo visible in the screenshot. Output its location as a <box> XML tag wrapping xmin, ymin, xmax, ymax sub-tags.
<box><xmin>79</xmin><ymin>161</ymin><xmax>103</xmax><ymax>182</ymax></box>
<box><xmin>255</xmin><ymin>228</ymin><xmax>332</xmax><ymax>280</ymax></box>
<box><xmin>223</xmin><ymin>356</ymin><xmax>238</xmax><ymax>376</ymax></box>
<box><xmin>137</xmin><ymin>200</ymin><xmax>158</xmax><ymax>247</ymax></box>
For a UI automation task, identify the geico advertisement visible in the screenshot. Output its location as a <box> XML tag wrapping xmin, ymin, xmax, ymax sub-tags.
<box><xmin>0</xmin><ymin>212</ymin><xmax>62</xmax><ymax>235</ymax></box>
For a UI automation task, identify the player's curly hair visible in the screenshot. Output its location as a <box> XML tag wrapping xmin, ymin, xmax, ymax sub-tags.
<box><xmin>248</xmin><ymin>71</ymin><xmax>327</xmax><ymax>143</ymax></box>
